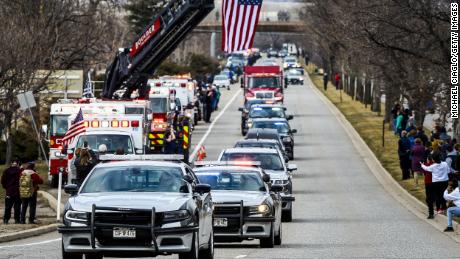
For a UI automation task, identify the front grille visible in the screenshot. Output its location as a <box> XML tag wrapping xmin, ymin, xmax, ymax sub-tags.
<box><xmin>95</xmin><ymin>211</ymin><xmax>163</xmax><ymax>227</ymax></box>
<box><xmin>97</xmin><ymin>228</ymin><xmax>152</xmax><ymax>247</ymax></box>
<box><xmin>247</xmin><ymin>226</ymin><xmax>264</xmax><ymax>232</ymax></box>
<box><xmin>70</xmin><ymin>238</ymin><xmax>90</xmax><ymax>246</ymax></box>
<box><xmin>255</xmin><ymin>92</ymin><xmax>274</xmax><ymax>99</ymax></box>
<box><xmin>161</xmin><ymin>238</ymin><xmax>183</xmax><ymax>246</ymax></box>
<box><xmin>214</xmin><ymin>206</ymin><xmax>249</xmax><ymax>216</ymax></box>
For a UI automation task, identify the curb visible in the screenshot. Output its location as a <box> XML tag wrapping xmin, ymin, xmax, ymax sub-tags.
<box><xmin>38</xmin><ymin>190</ymin><xmax>64</xmax><ymax>215</ymax></box>
<box><xmin>0</xmin><ymin>191</ymin><xmax>62</xmax><ymax>243</ymax></box>
<box><xmin>306</xmin><ymin>74</ymin><xmax>460</xmax><ymax>243</ymax></box>
<box><xmin>0</xmin><ymin>223</ymin><xmax>59</xmax><ymax>243</ymax></box>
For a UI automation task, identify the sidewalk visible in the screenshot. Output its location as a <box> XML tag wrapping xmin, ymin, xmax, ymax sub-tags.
<box><xmin>0</xmin><ymin>194</ymin><xmax>56</xmax><ymax>236</ymax></box>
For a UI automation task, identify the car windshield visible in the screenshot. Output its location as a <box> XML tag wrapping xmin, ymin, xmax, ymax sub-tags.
<box><xmin>50</xmin><ymin>115</ymin><xmax>69</xmax><ymax>137</ymax></box>
<box><xmin>235</xmin><ymin>141</ymin><xmax>280</xmax><ymax>150</ymax></box>
<box><xmin>248</xmin><ymin>77</ymin><xmax>281</xmax><ymax>89</ymax></box>
<box><xmin>220</xmin><ymin>153</ymin><xmax>284</xmax><ymax>171</ymax></box>
<box><xmin>149</xmin><ymin>97</ymin><xmax>168</xmax><ymax>113</ymax></box>
<box><xmin>252</xmin><ymin>121</ymin><xmax>290</xmax><ymax>134</ymax></box>
<box><xmin>214</xmin><ymin>75</ymin><xmax>228</xmax><ymax>81</ymax></box>
<box><xmin>196</xmin><ymin>170</ymin><xmax>265</xmax><ymax>192</ymax></box>
<box><xmin>288</xmin><ymin>70</ymin><xmax>301</xmax><ymax>75</ymax></box>
<box><xmin>244</xmin><ymin>100</ymin><xmax>267</xmax><ymax>110</ymax></box>
<box><xmin>75</xmin><ymin>135</ymin><xmax>134</xmax><ymax>154</ymax></box>
<box><xmin>81</xmin><ymin>166</ymin><xmax>186</xmax><ymax>193</ymax></box>
<box><xmin>249</xmin><ymin>107</ymin><xmax>285</xmax><ymax>118</ymax></box>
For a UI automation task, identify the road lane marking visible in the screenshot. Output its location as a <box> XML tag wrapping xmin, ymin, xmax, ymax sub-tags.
<box><xmin>0</xmin><ymin>238</ymin><xmax>61</xmax><ymax>249</ymax></box>
<box><xmin>189</xmin><ymin>88</ymin><xmax>242</xmax><ymax>162</ymax></box>
<box><xmin>235</xmin><ymin>255</ymin><xmax>247</xmax><ymax>258</ymax></box>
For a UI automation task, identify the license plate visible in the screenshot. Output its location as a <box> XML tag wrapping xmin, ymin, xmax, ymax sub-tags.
<box><xmin>113</xmin><ymin>227</ymin><xmax>136</xmax><ymax>239</ymax></box>
<box><xmin>213</xmin><ymin>218</ymin><xmax>228</xmax><ymax>227</ymax></box>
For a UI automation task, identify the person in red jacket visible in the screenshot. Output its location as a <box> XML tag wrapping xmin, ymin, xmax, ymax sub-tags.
<box><xmin>19</xmin><ymin>162</ymin><xmax>43</xmax><ymax>224</ymax></box>
<box><xmin>334</xmin><ymin>72</ymin><xmax>341</xmax><ymax>90</ymax></box>
<box><xmin>1</xmin><ymin>159</ymin><xmax>21</xmax><ymax>224</ymax></box>
<box><xmin>423</xmin><ymin>155</ymin><xmax>435</xmax><ymax>219</ymax></box>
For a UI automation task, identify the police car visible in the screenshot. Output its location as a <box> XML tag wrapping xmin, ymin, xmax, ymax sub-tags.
<box><xmin>217</xmin><ymin>148</ymin><xmax>296</xmax><ymax>222</ymax></box>
<box><xmin>243</xmin><ymin>104</ymin><xmax>293</xmax><ymax>136</ymax></box>
<box><xmin>193</xmin><ymin>162</ymin><xmax>283</xmax><ymax>247</ymax></box>
<box><xmin>59</xmin><ymin>155</ymin><xmax>214</xmax><ymax>259</ymax></box>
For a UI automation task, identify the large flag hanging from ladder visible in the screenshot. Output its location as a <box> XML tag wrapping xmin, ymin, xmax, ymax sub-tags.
<box><xmin>222</xmin><ymin>0</ymin><xmax>263</xmax><ymax>53</ymax></box>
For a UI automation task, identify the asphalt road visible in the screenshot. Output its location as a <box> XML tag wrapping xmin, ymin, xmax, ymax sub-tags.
<box><xmin>2</xmin><ymin>72</ymin><xmax>460</xmax><ymax>259</ymax></box>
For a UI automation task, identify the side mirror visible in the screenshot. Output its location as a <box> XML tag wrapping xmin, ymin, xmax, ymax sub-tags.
<box><xmin>287</xmin><ymin>164</ymin><xmax>298</xmax><ymax>172</ymax></box>
<box><xmin>183</xmin><ymin>174</ymin><xmax>194</xmax><ymax>184</ymax></box>
<box><xmin>238</xmin><ymin>107</ymin><xmax>244</xmax><ymax>112</ymax></box>
<box><xmin>147</xmin><ymin>114</ymin><xmax>153</xmax><ymax>121</ymax></box>
<box><xmin>64</xmin><ymin>184</ymin><xmax>79</xmax><ymax>196</ymax></box>
<box><xmin>262</xmin><ymin>174</ymin><xmax>270</xmax><ymax>183</ymax></box>
<box><xmin>194</xmin><ymin>184</ymin><xmax>211</xmax><ymax>194</ymax></box>
<box><xmin>287</xmin><ymin>115</ymin><xmax>294</xmax><ymax>120</ymax></box>
<box><xmin>290</xmin><ymin>129</ymin><xmax>297</xmax><ymax>134</ymax></box>
<box><xmin>270</xmin><ymin>184</ymin><xmax>283</xmax><ymax>193</ymax></box>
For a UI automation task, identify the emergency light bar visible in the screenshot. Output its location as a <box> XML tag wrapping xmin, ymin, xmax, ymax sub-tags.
<box><xmin>99</xmin><ymin>154</ymin><xmax>184</xmax><ymax>161</ymax></box>
<box><xmin>194</xmin><ymin>161</ymin><xmax>261</xmax><ymax>167</ymax></box>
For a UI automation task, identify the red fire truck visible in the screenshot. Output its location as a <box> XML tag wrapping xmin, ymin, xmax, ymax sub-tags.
<box><xmin>242</xmin><ymin>66</ymin><xmax>284</xmax><ymax>104</ymax></box>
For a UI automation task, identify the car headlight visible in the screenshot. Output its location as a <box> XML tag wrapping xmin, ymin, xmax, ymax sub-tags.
<box><xmin>247</xmin><ymin>120</ymin><xmax>253</xmax><ymax>128</ymax></box>
<box><xmin>163</xmin><ymin>209</ymin><xmax>191</xmax><ymax>222</ymax></box>
<box><xmin>65</xmin><ymin>210</ymin><xmax>88</xmax><ymax>223</ymax></box>
<box><xmin>283</xmin><ymin>137</ymin><xmax>291</xmax><ymax>142</ymax></box>
<box><xmin>249</xmin><ymin>204</ymin><xmax>271</xmax><ymax>216</ymax></box>
<box><xmin>273</xmin><ymin>180</ymin><xmax>289</xmax><ymax>185</ymax></box>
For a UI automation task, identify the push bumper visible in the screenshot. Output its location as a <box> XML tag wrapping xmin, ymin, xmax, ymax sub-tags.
<box><xmin>59</xmin><ymin>206</ymin><xmax>197</xmax><ymax>254</ymax></box>
<box><xmin>213</xmin><ymin>201</ymin><xmax>275</xmax><ymax>240</ymax></box>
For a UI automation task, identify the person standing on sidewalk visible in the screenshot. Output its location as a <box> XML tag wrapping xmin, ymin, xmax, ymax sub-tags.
<box><xmin>421</xmin><ymin>151</ymin><xmax>450</xmax><ymax>215</ymax></box>
<box><xmin>323</xmin><ymin>73</ymin><xmax>328</xmax><ymax>91</ymax></box>
<box><xmin>443</xmin><ymin>183</ymin><xmax>460</xmax><ymax>232</ymax></box>
<box><xmin>1</xmin><ymin>159</ymin><xmax>21</xmax><ymax>224</ymax></box>
<box><xmin>423</xmin><ymin>155</ymin><xmax>436</xmax><ymax>219</ymax></box>
<box><xmin>398</xmin><ymin>130</ymin><xmax>412</xmax><ymax>180</ymax></box>
<box><xmin>19</xmin><ymin>162</ymin><xmax>43</xmax><ymax>224</ymax></box>
<box><xmin>415</xmin><ymin>125</ymin><xmax>429</xmax><ymax>146</ymax></box>
<box><xmin>334</xmin><ymin>72</ymin><xmax>341</xmax><ymax>90</ymax></box>
<box><xmin>411</xmin><ymin>138</ymin><xmax>425</xmax><ymax>188</ymax></box>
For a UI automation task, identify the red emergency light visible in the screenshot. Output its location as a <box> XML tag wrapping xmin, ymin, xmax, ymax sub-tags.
<box><xmin>131</xmin><ymin>120</ymin><xmax>140</xmax><ymax>127</ymax></box>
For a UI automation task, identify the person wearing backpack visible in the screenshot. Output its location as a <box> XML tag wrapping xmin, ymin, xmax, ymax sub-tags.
<box><xmin>1</xmin><ymin>159</ymin><xmax>21</xmax><ymax>224</ymax></box>
<box><xmin>19</xmin><ymin>162</ymin><xmax>43</xmax><ymax>224</ymax></box>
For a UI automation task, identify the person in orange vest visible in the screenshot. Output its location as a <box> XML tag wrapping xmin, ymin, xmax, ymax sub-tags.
<box><xmin>196</xmin><ymin>145</ymin><xmax>207</xmax><ymax>161</ymax></box>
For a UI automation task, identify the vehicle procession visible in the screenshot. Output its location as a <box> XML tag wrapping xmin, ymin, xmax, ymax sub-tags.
<box><xmin>56</xmin><ymin>46</ymin><xmax>303</xmax><ymax>259</ymax></box>
<box><xmin>28</xmin><ymin>0</ymin><xmax>306</xmax><ymax>258</ymax></box>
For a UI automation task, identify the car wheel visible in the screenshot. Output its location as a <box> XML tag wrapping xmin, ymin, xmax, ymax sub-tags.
<box><xmin>62</xmin><ymin>240</ymin><xmax>83</xmax><ymax>259</ymax></box>
<box><xmin>179</xmin><ymin>232</ymin><xmax>199</xmax><ymax>259</ymax></box>
<box><xmin>199</xmin><ymin>228</ymin><xmax>214</xmax><ymax>259</ymax></box>
<box><xmin>85</xmin><ymin>254</ymin><xmax>103</xmax><ymax>259</ymax></box>
<box><xmin>260</xmin><ymin>222</ymin><xmax>275</xmax><ymax>248</ymax></box>
<box><xmin>275</xmin><ymin>221</ymin><xmax>282</xmax><ymax>245</ymax></box>
<box><xmin>282</xmin><ymin>207</ymin><xmax>293</xmax><ymax>222</ymax></box>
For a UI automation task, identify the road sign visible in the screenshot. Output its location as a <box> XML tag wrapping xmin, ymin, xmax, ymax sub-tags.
<box><xmin>17</xmin><ymin>91</ymin><xmax>36</xmax><ymax>110</ymax></box>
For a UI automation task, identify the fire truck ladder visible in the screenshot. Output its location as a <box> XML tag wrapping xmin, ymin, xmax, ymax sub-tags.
<box><xmin>102</xmin><ymin>0</ymin><xmax>214</xmax><ymax>99</ymax></box>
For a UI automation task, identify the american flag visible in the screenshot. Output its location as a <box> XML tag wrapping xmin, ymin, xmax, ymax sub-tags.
<box><xmin>222</xmin><ymin>0</ymin><xmax>263</xmax><ymax>52</ymax></box>
<box><xmin>61</xmin><ymin>108</ymin><xmax>85</xmax><ymax>147</ymax></box>
<box><xmin>82</xmin><ymin>71</ymin><xmax>94</xmax><ymax>98</ymax></box>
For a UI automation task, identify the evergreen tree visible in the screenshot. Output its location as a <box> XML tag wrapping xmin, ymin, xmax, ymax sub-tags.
<box><xmin>124</xmin><ymin>0</ymin><xmax>166</xmax><ymax>35</ymax></box>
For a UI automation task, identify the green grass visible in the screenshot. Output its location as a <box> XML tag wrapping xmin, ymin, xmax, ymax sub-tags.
<box><xmin>0</xmin><ymin>162</ymin><xmax>49</xmax><ymax>201</ymax></box>
<box><xmin>308</xmin><ymin>69</ymin><xmax>427</xmax><ymax>203</ymax></box>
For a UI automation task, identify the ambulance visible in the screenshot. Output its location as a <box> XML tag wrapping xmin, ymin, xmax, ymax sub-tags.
<box><xmin>47</xmin><ymin>99</ymin><xmax>149</xmax><ymax>186</ymax></box>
